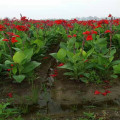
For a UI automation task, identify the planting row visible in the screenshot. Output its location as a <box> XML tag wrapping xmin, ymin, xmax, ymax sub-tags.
<box><xmin>0</xmin><ymin>14</ymin><xmax>120</xmax><ymax>83</ymax></box>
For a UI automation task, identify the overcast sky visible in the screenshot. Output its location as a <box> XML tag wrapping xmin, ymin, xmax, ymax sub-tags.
<box><xmin>0</xmin><ymin>0</ymin><xmax>119</xmax><ymax>19</ymax></box>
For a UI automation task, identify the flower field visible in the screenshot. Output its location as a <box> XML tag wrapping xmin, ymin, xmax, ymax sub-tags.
<box><xmin>0</xmin><ymin>14</ymin><xmax>120</xmax><ymax>120</ymax></box>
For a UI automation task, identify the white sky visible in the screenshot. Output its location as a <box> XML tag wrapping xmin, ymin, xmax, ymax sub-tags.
<box><xmin>0</xmin><ymin>0</ymin><xmax>119</xmax><ymax>19</ymax></box>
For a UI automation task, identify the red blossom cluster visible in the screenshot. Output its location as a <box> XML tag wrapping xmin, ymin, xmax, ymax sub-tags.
<box><xmin>67</xmin><ymin>34</ymin><xmax>77</xmax><ymax>38</ymax></box>
<box><xmin>50</xmin><ymin>69</ymin><xmax>58</xmax><ymax>77</ymax></box>
<box><xmin>16</xmin><ymin>25</ymin><xmax>29</xmax><ymax>31</ymax></box>
<box><xmin>2</xmin><ymin>32</ymin><xmax>19</xmax><ymax>43</ymax></box>
<box><xmin>94</xmin><ymin>90</ymin><xmax>111</xmax><ymax>96</ymax></box>
<box><xmin>21</xmin><ymin>16</ymin><xmax>28</xmax><ymax>22</ymax></box>
<box><xmin>0</xmin><ymin>24</ymin><xmax>6</xmax><ymax>31</ymax></box>
<box><xmin>83</xmin><ymin>30</ymin><xmax>97</xmax><ymax>41</ymax></box>
<box><xmin>6</xmin><ymin>64</ymin><xmax>14</xmax><ymax>71</ymax></box>
<box><xmin>7</xmin><ymin>92</ymin><xmax>13</xmax><ymax>98</ymax></box>
<box><xmin>50</xmin><ymin>63</ymin><xmax>64</xmax><ymax>77</ymax></box>
<box><xmin>105</xmin><ymin>30</ymin><xmax>111</xmax><ymax>33</ymax></box>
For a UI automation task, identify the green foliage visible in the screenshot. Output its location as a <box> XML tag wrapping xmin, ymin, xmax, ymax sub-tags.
<box><xmin>6</xmin><ymin>48</ymin><xmax>41</xmax><ymax>83</ymax></box>
<box><xmin>0</xmin><ymin>102</ymin><xmax>19</xmax><ymax>119</ymax></box>
<box><xmin>51</xmin><ymin>30</ymin><xmax>119</xmax><ymax>83</ymax></box>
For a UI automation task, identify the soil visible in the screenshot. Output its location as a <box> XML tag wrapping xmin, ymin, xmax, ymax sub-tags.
<box><xmin>1</xmin><ymin>44</ymin><xmax>120</xmax><ymax>120</ymax></box>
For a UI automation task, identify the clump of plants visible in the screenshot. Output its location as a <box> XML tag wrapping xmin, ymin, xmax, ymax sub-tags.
<box><xmin>51</xmin><ymin>15</ymin><xmax>120</xmax><ymax>83</ymax></box>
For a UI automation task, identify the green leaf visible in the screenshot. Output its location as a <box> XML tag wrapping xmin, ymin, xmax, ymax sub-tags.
<box><xmin>110</xmin><ymin>75</ymin><xmax>118</xmax><ymax>79</ymax></box>
<box><xmin>5</xmin><ymin>60</ymin><xmax>13</xmax><ymax>66</ymax></box>
<box><xmin>111</xmin><ymin>60</ymin><xmax>120</xmax><ymax>66</ymax></box>
<box><xmin>113</xmin><ymin>64</ymin><xmax>120</xmax><ymax>74</ymax></box>
<box><xmin>13</xmin><ymin>51</ymin><xmax>25</xmax><ymax>64</ymax></box>
<box><xmin>80</xmin><ymin>78</ymin><xmax>89</xmax><ymax>83</ymax></box>
<box><xmin>50</xmin><ymin>53</ymin><xmax>57</xmax><ymax>59</ymax></box>
<box><xmin>83</xmin><ymin>73</ymin><xmax>90</xmax><ymax>78</ymax></box>
<box><xmin>75</xmin><ymin>42</ymin><xmax>79</xmax><ymax>49</ymax></box>
<box><xmin>60</xmin><ymin>42</ymin><xmax>67</xmax><ymax>49</ymax></box>
<box><xmin>86</xmin><ymin>48</ymin><xmax>94</xmax><ymax>58</ymax></box>
<box><xmin>24</xmin><ymin>48</ymin><xmax>33</xmax><ymax>61</ymax></box>
<box><xmin>13</xmin><ymin>75</ymin><xmax>26</xmax><ymax>83</ymax></box>
<box><xmin>33</xmin><ymin>39</ymin><xmax>44</xmax><ymax>53</ymax></box>
<box><xmin>59</xmin><ymin>63</ymin><xmax>73</xmax><ymax>70</ymax></box>
<box><xmin>12</xmin><ymin>66</ymin><xmax>17</xmax><ymax>75</ymax></box>
<box><xmin>12</xmin><ymin>47</ymin><xmax>21</xmax><ymax>51</ymax></box>
<box><xmin>22</xmin><ymin>61</ymin><xmax>41</xmax><ymax>73</ymax></box>
<box><xmin>57</xmin><ymin>48</ymin><xmax>66</xmax><ymax>62</ymax></box>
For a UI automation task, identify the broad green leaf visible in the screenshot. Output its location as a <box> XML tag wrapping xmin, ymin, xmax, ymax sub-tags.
<box><xmin>86</xmin><ymin>48</ymin><xmax>94</xmax><ymax>58</ymax></box>
<box><xmin>13</xmin><ymin>75</ymin><xmax>26</xmax><ymax>83</ymax></box>
<box><xmin>80</xmin><ymin>48</ymin><xmax>87</xmax><ymax>57</ymax></box>
<box><xmin>59</xmin><ymin>63</ymin><xmax>73</xmax><ymax>70</ymax></box>
<box><xmin>5</xmin><ymin>60</ymin><xmax>13</xmax><ymax>65</ymax></box>
<box><xmin>64</xmin><ymin>72</ymin><xmax>74</xmax><ymax>76</ymax></box>
<box><xmin>111</xmin><ymin>60</ymin><xmax>120</xmax><ymax>66</ymax></box>
<box><xmin>33</xmin><ymin>39</ymin><xmax>44</xmax><ymax>53</ymax></box>
<box><xmin>22</xmin><ymin>61</ymin><xmax>41</xmax><ymax>73</ymax></box>
<box><xmin>57</xmin><ymin>48</ymin><xmax>66</xmax><ymax>62</ymax></box>
<box><xmin>75</xmin><ymin>42</ymin><xmax>79</xmax><ymax>49</ymax></box>
<box><xmin>110</xmin><ymin>74</ymin><xmax>118</xmax><ymax>79</ymax></box>
<box><xmin>113</xmin><ymin>64</ymin><xmax>120</xmax><ymax>74</ymax></box>
<box><xmin>13</xmin><ymin>51</ymin><xmax>25</xmax><ymax>64</ymax></box>
<box><xmin>12</xmin><ymin>47</ymin><xmax>21</xmax><ymax>52</ymax></box>
<box><xmin>24</xmin><ymin>48</ymin><xmax>33</xmax><ymax>60</ymax></box>
<box><xmin>50</xmin><ymin>53</ymin><xmax>57</xmax><ymax>59</ymax></box>
<box><xmin>12</xmin><ymin>66</ymin><xmax>17</xmax><ymax>75</ymax></box>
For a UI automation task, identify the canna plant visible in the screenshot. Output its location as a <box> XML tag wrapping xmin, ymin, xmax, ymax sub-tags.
<box><xmin>51</xmin><ymin>31</ymin><xmax>120</xmax><ymax>83</ymax></box>
<box><xmin>50</xmin><ymin>36</ymin><xmax>95</xmax><ymax>82</ymax></box>
<box><xmin>4</xmin><ymin>48</ymin><xmax>41</xmax><ymax>83</ymax></box>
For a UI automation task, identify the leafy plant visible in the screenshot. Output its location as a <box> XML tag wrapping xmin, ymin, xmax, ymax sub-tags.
<box><xmin>0</xmin><ymin>102</ymin><xmax>19</xmax><ymax>119</ymax></box>
<box><xmin>4</xmin><ymin>48</ymin><xmax>41</xmax><ymax>83</ymax></box>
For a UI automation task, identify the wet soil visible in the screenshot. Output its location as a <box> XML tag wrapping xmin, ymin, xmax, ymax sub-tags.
<box><xmin>1</xmin><ymin>44</ymin><xmax>120</xmax><ymax>120</ymax></box>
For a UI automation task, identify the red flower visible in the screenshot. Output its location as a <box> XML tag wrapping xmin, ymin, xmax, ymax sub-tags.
<box><xmin>102</xmin><ymin>90</ymin><xmax>111</xmax><ymax>96</ymax></box>
<box><xmin>104</xmin><ymin>80</ymin><xmax>109</xmax><ymax>84</ymax></box>
<box><xmin>105</xmin><ymin>90</ymin><xmax>111</xmax><ymax>93</ymax></box>
<box><xmin>0</xmin><ymin>24</ymin><xmax>6</xmax><ymax>31</ymax></box>
<box><xmin>43</xmin><ymin>57</ymin><xmax>49</xmax><ymax>59</ymax></box>
<box><xmin>7</xmin><ymin>32</ymin><xmax>15</xmax><ymax>36</ymax></box>
<box><xmin>7</xmin><ymin>32</ymin><xmax>20</xmax><ymax>37</ymax></box>
<box><xmin>54</xmin><ymin>20</ymin><xmax>63</xmax><ymax>25</ymax></box>
<box><xmin>50</xmin><ymin>74</ymin><xmax>57</xmax><ymax>77</ymax></box>
<box><xmin>91</xmin><ymin>30</ymin><xmax>97</xmax><ymax>35</ymax></box>
<box><xmin>83</xmin><ymin>31</ymin><xmax>90</xmax><ymax>35</ymax></box>
<box><xmin>86</xmin><ymin>35</ymin><xmax>93</xmax><ymax>41</ymax></box>
<box><xmin>80</xmin><ymin>75</ymin><xmax>84</xmax><ymax>78</ymax></box>
<box><xmin>11</xmin><ymin>64</ymin><xmax>14</xmax><ymax>67</ymax></box>
<box><xmin>105</xmin><ymin>30</ymin><xmax>111</xmax><ymax>33</ymax></box>
<box><xmin>40</xmin><ymin>27</ymin><xmax>44</xmax><ymax>29</ymax></box>
<box><xmin>57</xmin><ymin>63</ymin><xmax>64</xmax><ymax>67</ymax></box>
<box><xmin>16</xmin><ymin>25</ymin><xmax>29</xmax><ymax>31</ymax></box>
<box><xmin>14</xmin><ymin>35</ymin><xmax>20</xmax><ymax>37</ymax></box>
<box><xmin>7</xmin><ymin>93</ymin><xmax>13</xmax><ymax>98</ymax></box>
<box><xmin>108</xmin><ymin>14</ymin><xmax>112</xmax><ymax>17</ymax></box>
<box><xmin>84</xmin><ymin>59</ymin><xmax>89</xmax><ymax>63</ymax></box>
<box><xmin>2</xmin><ymin>39</ymin><xmax>9</xmax><ymax>42</ymax></box>
<box><xmin>94</xmin><ymin>90</ymin><xmax>101</xmax><ymax>95</ymax></box>
<box><xmin>73</xmin><ymin>34</ymin><xmax>77</xmax><ymax>37</ymax></box>
<box><xmin>102</xmin><ymin>92</ymin><xmax>107</xmax><ymax>96</ymax></box>
<box><xmin>54</xmin><ymin>69</ymin><xmax>58</xmax><ymax>74</ymax></box>
<box><xmin>11</xmin><ymin>37</ymin><xmax>18</xmax><ymax>43</ymax></box>
<box><xmin>21</xmin><ymin>16</ymin><xmax>28</xmax><ymax>21</ymax></box>
<box><xmin>7</xmin><ymin>69</ymin><xmax>11</xmax><ymax>71</ymax></box>
<box><xmin>67</xmin><ymin>35</ymin><xmax>72</xmax><ymax>38</ymax></box>
<box><xmin>95</xmin><ymin>24</ymin><xmax>102</xmax><ymax>28</ymax></box>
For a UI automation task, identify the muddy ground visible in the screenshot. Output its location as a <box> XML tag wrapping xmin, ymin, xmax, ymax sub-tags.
<box><xmin>1</xmin><ymin>44</ymin><xmax>120</xmax><ymax>120</ymax></box>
